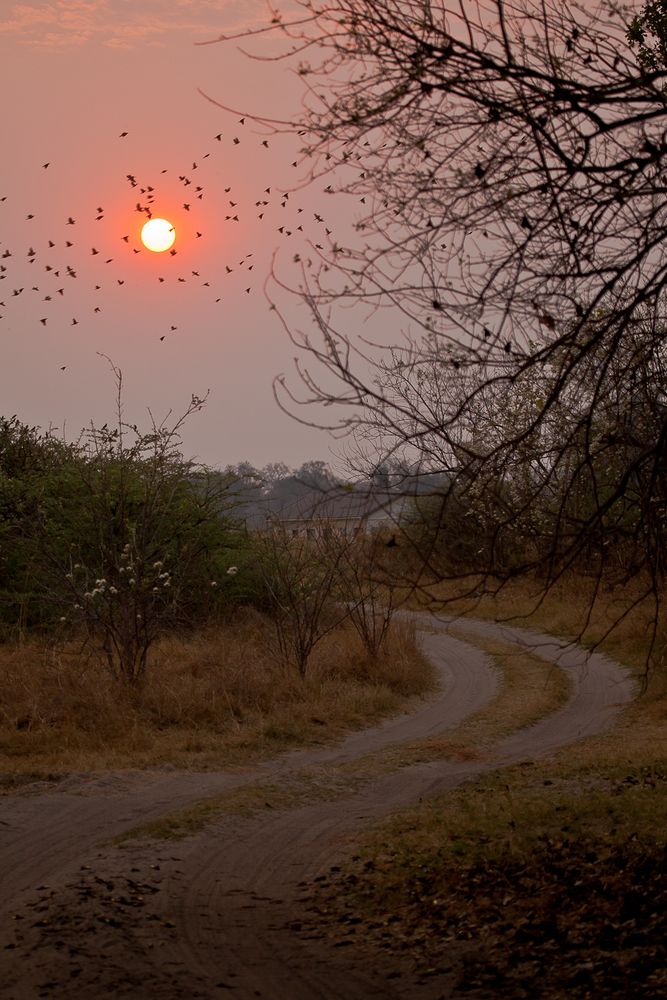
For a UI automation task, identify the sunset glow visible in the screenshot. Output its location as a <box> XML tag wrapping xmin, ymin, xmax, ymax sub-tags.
<box><xmin>1</xmin><ymin>0</ymin><xmax>340</xmax><ymax>469</ymax></box>
<box><xmin>141</xmin><ymin>218</ymin><xmax>176</xmax><ymax>252</ymax></box>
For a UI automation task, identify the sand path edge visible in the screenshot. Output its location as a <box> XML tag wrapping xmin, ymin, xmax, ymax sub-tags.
<box><xmin>0</xmin><ymin>615</ymin><xmax>635</xmax><ymax>998</ymax></box>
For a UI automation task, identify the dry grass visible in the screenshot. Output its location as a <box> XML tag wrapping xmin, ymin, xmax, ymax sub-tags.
<box><xmin>341</xmin><ymin>574</ymin><xmax>667</xmax><ymax>860</ymax></box>
<box><xmin>329</xmin><ymin>629</ymin><xmax>571</xmax><ymax>780</ymax></box>
<box><xmin>313</xmin><ymin>577</ymin><xmax>667</xmax><ymax>997</ymax></box>
<box><xmin>347</xmin><ymin>575</ymin><xmax>667</xmax><ymax>858</ymax></box>
<box><xmin>0</xmin><ymin>612</ymin><xmax>435</xmax><ymax>779</ymax></box>
<box><xmin>400</xmin><ymin>629</ymin><xmax>570</xmax><ymax>762</ymax></box>
<box><xmin>114</xmin><ymin>626</ymin><xmax>572</xmax><ymax>843</ymax></box>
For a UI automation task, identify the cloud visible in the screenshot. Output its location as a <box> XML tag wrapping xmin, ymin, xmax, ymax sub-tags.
<box><xmin>0</xmin><ymin>0</ymin><xmax>268</xmax><ymax>49</ymax></box>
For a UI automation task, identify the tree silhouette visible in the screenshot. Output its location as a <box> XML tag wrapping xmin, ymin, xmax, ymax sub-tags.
<box><xmin>221</xmin><ymin>1</ymin><xmax>667</xmax><ymax>643</ymax></box>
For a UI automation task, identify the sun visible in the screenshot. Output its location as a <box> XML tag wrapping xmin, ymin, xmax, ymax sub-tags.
<box><xmin>141</xmin><ymin>218</ymin><xmax>176</xmax><ymax>253</ymax></box>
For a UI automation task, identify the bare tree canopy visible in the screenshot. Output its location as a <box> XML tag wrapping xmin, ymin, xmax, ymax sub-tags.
<box><xmin>219</xmin><ymin>1</ymin><xmax>667</xmax><ymax>627</ymax></box>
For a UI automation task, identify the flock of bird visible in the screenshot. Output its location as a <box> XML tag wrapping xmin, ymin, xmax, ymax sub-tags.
<box><xmin>0</xmin><ymin>120</ymin><xmax>347</xmax><ymax>365</ymax></box>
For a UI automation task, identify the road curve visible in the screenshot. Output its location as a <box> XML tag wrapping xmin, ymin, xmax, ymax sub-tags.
<box><xmin>0</xmin><ymin>616</ymin><xmax>634</xmax><ymax>999</ymax></box>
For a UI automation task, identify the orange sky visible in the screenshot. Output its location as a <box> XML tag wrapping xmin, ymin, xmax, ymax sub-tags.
<box><xmin>0</xmin><ymin>1</ymin><xmax>359</xmax><ymax>471</ymax></box>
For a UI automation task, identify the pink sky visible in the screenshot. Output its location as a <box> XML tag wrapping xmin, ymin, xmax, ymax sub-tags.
<box><xmin>0</xmin><ymin>1</ymin><xmax>358</xmax><ymax>471</ymax></box>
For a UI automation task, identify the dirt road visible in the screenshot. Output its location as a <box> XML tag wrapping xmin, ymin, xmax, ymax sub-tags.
<box><xmin>0</xmin><ymin>617</ymin><xmax>634</xmax><ymax>998</ymax></box>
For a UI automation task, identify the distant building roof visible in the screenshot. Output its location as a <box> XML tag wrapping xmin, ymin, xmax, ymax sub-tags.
<box><xmin>267</xmin><ymin>486</ymin><xmax>404</xmax><ymax>525</ymax></box>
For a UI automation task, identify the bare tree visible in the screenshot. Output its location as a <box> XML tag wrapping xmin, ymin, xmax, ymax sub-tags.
<box><xmin>330</xmin><ymin>531</ymin><xmax>399</xmax><ymax>659</ymax></box>
<box><xmin>211</xmin><ymin>1</ymin><xmax>667</xmax><ymax>644</ymax></box>
<box><xmin>256</xmin><ymin>527</ymin><xmax>349</xmax><ymax>677</ymax></box>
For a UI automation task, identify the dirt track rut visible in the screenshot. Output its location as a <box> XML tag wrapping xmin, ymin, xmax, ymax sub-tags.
<box><xmin>0</xmin><ymin>616</ymin><xmax>634</xmax><ymax>998</ymax></box>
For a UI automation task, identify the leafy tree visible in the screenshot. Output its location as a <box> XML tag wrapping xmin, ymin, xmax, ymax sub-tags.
<box><xmin>261</xmin><ymin>461</ymin><xmax>292</xmax><ymax>487</ymax></box>
<box><xmin>0</xmin><ymin>417</ymin><xmax>75</xmax><ymax>632</ymax></box>
<box><xmin>628</xmin><ymin>0</ymin><xmax>667</xmax><ymax>71</ymax></box>
<box><xmin>295</xmin><ymin>459</ymin><xmax>340</xmax><ymax>491</ymax></box>
<box><xmin>9</xmin><ymin>364</ymin><xmax>241</xmax><ymax>683</ymax></box>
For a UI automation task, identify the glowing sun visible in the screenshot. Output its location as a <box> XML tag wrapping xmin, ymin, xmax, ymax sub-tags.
<box><xmin>141</xmin><ymin>218</ymin><xmax>175</xmax><ymax>252</ymax></box>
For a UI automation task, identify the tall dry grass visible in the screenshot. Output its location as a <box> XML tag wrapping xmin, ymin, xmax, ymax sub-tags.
<box><xmin>314</xmin><ymin>575</ymin><xmax>667</xmax><ymax>999</ymax></box>
<box><xmin>0</xmin><ymin>612</ymin><xmax>434</xmax><ymax>777</ymax></box>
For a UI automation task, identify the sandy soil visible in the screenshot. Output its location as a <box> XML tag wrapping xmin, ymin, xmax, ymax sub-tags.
<box><xmin>0</xmin><ymin>616</ymin><xmax>634</xmax><ymax>998</ymax></box>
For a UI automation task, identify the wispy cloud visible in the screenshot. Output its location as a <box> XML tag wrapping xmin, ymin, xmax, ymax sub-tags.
<box><xmin>0</xmin><ymin>0</ymin><xmax>267</xmax><ymax>49</ymax></box>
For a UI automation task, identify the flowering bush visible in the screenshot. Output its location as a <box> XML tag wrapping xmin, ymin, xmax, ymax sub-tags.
<box><xmin>32</xmin><ymin>363</ymin><xmax>242</xmax><ymax>683</ymax></box>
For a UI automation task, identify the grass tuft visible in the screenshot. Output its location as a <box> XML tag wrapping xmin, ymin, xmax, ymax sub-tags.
<box><xmin>0</xmin><ymin>613</ymin><xmax>434</xmax><ymax>777</ymax></box>
<box><xmin>306</xmin><ymin>577</ymin><xmax>667</xmax><ymax>998</ymax></box>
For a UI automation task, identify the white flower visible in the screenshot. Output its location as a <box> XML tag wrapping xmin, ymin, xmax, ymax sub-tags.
<box><xmin>59</xmin><ymin>617</ymin><xmax>67</xmax><ymax>623</ymax></box>
<box><xmin>65</xmin><ymin>573</ymin><xmax>73</xmax><ymax>581</ymax></box>
<box><xmin>74</xmin><ymin>604</ymin><xmax>81</xmax><ymax>610</ymax></box>
<box><xmin>109</xmin><ymin>586</ymin><xmax>118</xmax><ymax>595</ymax></box>
<box><xmin>153</xmin><ymin>560</ymin><xmax>164</xmax><ymax>570</ymax></box>
<box><xmin>226</xmin><ymin>566</ymin><xmax>238</xmax><ymax>576</ymax></box>
<box><xmin>95</xmin><ymin>578</ymin><xmax>106</xmax><ymax>588</ymax></box>
<box><xmin>162</xmin><ymin>579</ymin><xmax>171</xmax><ymax>588</ymax></box>
<box><xmin>153</xmin><ymin>586</ymin><xmax>159</xmax><ymax>592</ymax></box>
<box><xmin>210</xmin><ymin>581</ymin><xmax>218</xmax><ymax>588</ymax></box>
<box><xmin>83</xmin><ymin>592</ymin><xmax>93</xmax><ymax>600</ymax></box>
<box><xmin>128</xmin><ymin>578</ymin><xmax>136</xmax><ymax>586</ymax></box>
<box><xmin>73</xmin><ymin>563</ymin><xmax>81</xmax><ymax>570</ymax></box>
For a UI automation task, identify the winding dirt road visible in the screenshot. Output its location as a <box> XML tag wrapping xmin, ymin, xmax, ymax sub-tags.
<box><xmin>0</xmin><ymin>617</ymin><xmax>634</xmax><ymax>998</ymax></box>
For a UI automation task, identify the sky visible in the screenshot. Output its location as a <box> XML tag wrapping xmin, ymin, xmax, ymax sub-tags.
<box><xmin>0</xmin><ymin>0</ymin><xmax>360</xmax><ymax>472</ymax></box>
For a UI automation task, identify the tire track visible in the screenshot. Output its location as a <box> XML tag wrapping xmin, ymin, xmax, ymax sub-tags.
<box><xmin>0</xmin><ymin>617</ymin><xmax>634</xmax><ymax>998</ymax></box>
